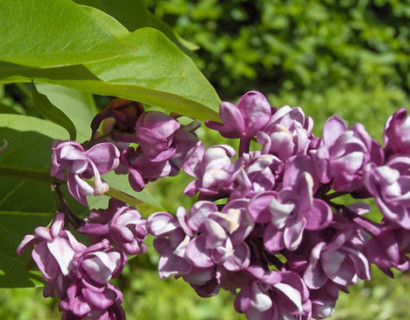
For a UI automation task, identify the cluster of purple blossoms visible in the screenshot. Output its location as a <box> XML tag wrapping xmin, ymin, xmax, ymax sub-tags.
<box><xmin>50</xmin><ymin>99</ymin><xmax>199</xmax><ymax>205</ymax></box>
<box><xmin>17</xmin><ymin>199</ymin><xmax>148</xmax><ymax>319</ymax></box>
<box><xmin>19</xmin><ymin>99</ymin><xmax>199</xmax><ymax>319</ymax></box>
<box><xmin>148</xmin><ymin>92</ymin><xmax>410</xmax><ymax>320</ymax></box>
<box><xmin>17</xmin><ymin>210</ymin><xmax>134</xmax><ymax>319</ymax></box>
<box><xmin>18</xmin><ymin>93</ymin><xmax>410</xmax><ymax>320</ymax></box>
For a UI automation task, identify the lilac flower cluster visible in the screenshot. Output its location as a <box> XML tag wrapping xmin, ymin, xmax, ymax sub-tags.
<box><xmin>18</xmin><ymin>99</ymin><xmax>199</xmax><ymax>319</ymax></box>
<box><xmin>18</xmin><ymin>94</ymin><xmax>410</xmax><ymax>320</ymax></box>
<box><xmin>17</xmin><ymin>208</ymin><xmax>136</xmax><ymax>319</ymax></box>
<box><xmin>50</xmin><ymin>99</ymin><xmax>199</xmax><ymax>204</ymax></box>
<box><xmin>148</xmin><ymin>92</ymin><xmax>410</xmax><ymax>320</ymax></box>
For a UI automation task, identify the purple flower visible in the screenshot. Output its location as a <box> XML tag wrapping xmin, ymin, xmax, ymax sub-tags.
<box><xmin>118</xmin><ymin>120</ymin><xmax>199</xmax><ymax>192</ymax></box>
<box><xmin>206</xmin><ymin>91</ymin><xmax>272</xmax><ymax>139</ymax></box>
<box><xmin>234</xmin><ymin>267</ymin><xmax>309</xmax><ymax>320</ymax></box>
<box><xmin>230</xmin><ymin>152</ymin><xmax>280</xmax><ymax>200</ymax></box>
<box><xmin>147</xmin><ymin>210</ymin><xmax>193</xmax><ymax>278</ymax></box>
<box><xmin>183</xmin><ymin>142</ymin><xmax>236</xmax><ymax>197</ymax></box>
<box><xmin>50</xmin><ymin>141</ymin><xmax>120</xmax><ymax>205</ymax></box>
<box><xmin>135</xmin><ymin>111</ymin><xmax>180</xmax><ymax>162</ymax></box>
<box><xmin>303</xmin><ymin>226</ymin><xmax>371</xmax><ymax>289</ymax></box>
<box><xmin>184</xmin><ymin>200</ymin><xmax>254</xmax><ymax>271</ymax></box>
<box><xmin>314</xmin><ymin>115</ymin><xmax>384</xmax><ymax>192</ymax></box>
<box><xmin>364</xmin><ymin>156</ymin><xmax>410</xmax><ymax>229</ymax></box>
<box><xmin>90</xmin><ymin>98</ymin><xmax>144</xmax><ymax>142</ymax></box>
<box><xmin>309</xmin><ymin>281</ymin><xmax>339</xmax><ymax>319</ymax></box>
<box><xmin>70</xmin><ymin>240</ymin><xmax>126</xmax><ymax>292</ymax></box>
<box><xmin>119</xmin><ymin>147</ymin><xmax>173</xmax><ymax>192</ymax></box>
<box><xmin>364</xmin><ymin>222</ymin><xmax>410</xmax><ymax>276</ymax></box>
<box><xmin>17</xmin><ymin>212</ymin><xmax>85</xmax><ymax>294</ymax></box>
<box><xmin>79</xmin><ymin>199</ymin><xmax>148</xmax><ymax>255</ymax></box>
<box><xmin>257</xmin><ymin>105</ymin><xmax>314</xmax><ymax>161</ymax></box>
<box><xmin>383</xmin><ymin>108</ymin><xmax>410</xmax><ymax>157</ymax></box>
<box><xmin>248</xmin><ymin>172</ymin><xmax>332</xmax><ymax>252</ymax></box>
<box><xmin>60</xmin><ymin>281</ymin><xmax>125</xmax><ymax>320</ymax></box>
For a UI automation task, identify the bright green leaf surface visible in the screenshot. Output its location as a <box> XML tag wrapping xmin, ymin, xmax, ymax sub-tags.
<box><xmin>0</xmin><ymin>115</ymin><xmax>69</xmax><ymax>287</ymax></box>
<box><xmin>74</xmin><ymin>0</ymin><xmax>199</xmax><ymax>51</ymax></box>
<box><xmin>36</xmin><ymin>84</ymin><xmax>97</xmax><ymax>142</ymax></box>
<box><xmin>32</xmin><ymin>83</ymin><xmax>77</xmax><ymax>141</ymax></box>
<box><xmin>0</xmin><ymin>28</ymin><xmax>221</xmax><ymax>121</ymax></box>
<box><xmin>0</xmin><ymin>0</ymin><xmax>139</xmax><ymax>67</ymax></box>
<box><xmin>0</xmin><ymin>213</ymin><xmax>49</xmax><ymax>288</ymax></box>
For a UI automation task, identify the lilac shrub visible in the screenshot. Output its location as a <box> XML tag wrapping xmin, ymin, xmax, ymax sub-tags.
<box><xmin>18</xmin><ymin>96</ymin><xmax>410</xmax><ymax>320</ymax></box>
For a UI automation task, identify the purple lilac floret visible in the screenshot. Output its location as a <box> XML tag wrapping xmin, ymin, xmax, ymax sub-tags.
<box><xmin>313</xmin><ymin>115</ymin><xmax>384</xmax><ymax>192</ymax></box>
<box><xmin>78</xmin><ymin>198</ymin><xmax>148</xmax><ymax>255</ymax></box>
<box><xmin>257</xmin><ymin>105</ymin><xmax>314</xmax><ymax>161</ymax></box>
<box><xmin>50</xmin><ymin>141</ymin><xmax>120</xmax><ymax>205</ymax></box>
<box><xmin>364</xmin><ymin>156</ymin><xmax>410</xmax><ymax>229</ymax></box>
<box><xmin>115</xmin><ymin>113</ymin><xmax>199</xmax><ymax>192</ymax></box>
<box><xmin>206</xmin><ymin>91</ymin><xmax>272</xmax><ymax>139</ymax></box>
<box><xmin>383</xmin><ymin>108</ymin><xmax>410</xmax><ymax>157</ymax></box>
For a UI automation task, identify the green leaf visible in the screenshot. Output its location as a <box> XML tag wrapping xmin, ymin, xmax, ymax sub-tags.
<box><xmin>0</xmin><ymin>115</ymin><xmax>69</xmax><ymax>287</ymax></box>
<box><xmin>0</xmin><ymin>28</ymin><xmax>221</xmax><ymax>121</ymax></box>
<box><xmin>32</xmin><ymin>83</ymin><xmax>77</xmax><ymax>141</ymax></box>
<box><xmin>36</xmin><ymin>84</ymin><xmax>97</xmax><ymax>142</ymax></box>
<box><xmin>75</xmin><ymin>0</ymin><xmax>199</xmax><ymax>51</ymax></box>
<box><xmin>0</xmin><ymin>0</ymin><xmax>140</xmax><ymax>67</ymax></box>
<box><xmin>0</xmin><ymin>213</ymin><xmax>50</xmax><ymax>288</ymax></box>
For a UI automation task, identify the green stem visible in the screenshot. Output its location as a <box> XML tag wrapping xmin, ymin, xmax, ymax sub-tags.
<box><xmin>105</xmin><ymin>186</ymin><xmax>144</xmax><ymax>207</ymax></box>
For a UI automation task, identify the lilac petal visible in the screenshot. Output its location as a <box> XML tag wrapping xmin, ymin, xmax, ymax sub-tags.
<box><xmin>47</xmin><ymin>238</ymin><xmax>76</xmax><ymax>276</ymax></box>
<box><xmin>256</xmin><ymin>131</ymin><xmax>272</xmax><ymax>154</ymax></box>
<box><xmin>185</xmin><ymin>236</ymin><xmax>214</xmax><ymax>268</ymax></box>
<box><xmin>127</xmin><ymin>168</ymin><xmax>145</xmax><ymax>192</ymax></box>
<box><xmin>234</xmin><ymin>283</ymin><xmax>251</xmax><ymax>313</ymax></box>
<box><xmin>202</xmin><ymin>168</ymin><xmax>230</xmax><ymax>189</ymax></box>
<box><xmin>82</xmin><ymin>288</ymin><xmax>116</xmax><ymax>310</ymax></box>
<box><xmin>342</xmin><ymin>247</ymin><xmax>371</xmax><ymax>280</ymax></box>
<box><xmin>158</xmin><ymin>248</ymin><xmax>191</xmax><ymax>278</ymax></box>
<box><xmin>87</xmin><ymin>142</ymin><xmax>120</xmax><ymax>174</ymax></box>
<box><xmin>204</xmin><ymin>219</ymin><xmax>227</xmax><ymax>249</ymax></box>
<box><xmin>249</xmin><ymin>282</ymin><xmax>272</xmax><ymax>312</ymax></box>
<box><xmin>269</xmin><ymin>195</ymin><xmax>295</xmax><ymax>228</ymax></box>
<box><xmin>186</xmin><ymin>201</ymin><xmax>218</xmax><ymax>232</ymax></box>
<box><xmin>283</xmin><ymin>218</ymin><xmax>306</xmax><ymax>251</ymax></box>
<box><xmin>17</xmin><ymin>234</ymin><xmax>36</xmax><ymax>255</ymax></box>
<box><xmin>304</xmin><ymin>199</ymin><xmax>332</xmax><ymax>231</ymax></box>
<box><xmin>322</xmin><ymin>116</ymin><xmax>347</xmax><ymax>147</ymax></box>
<box><xmin>263</xmin><ymin>225</ymin><xmax>285</xmax><ymax>252</ymax></box>
<box><xmin>182</xmin><ymin>142</ymin><xmax>205</xmax><ymax>177</ymax></box>
<box><xmin>223</xmin><ymin>242</ymin><xmax>250</xmax><ymax>271</ymax></box>
<box><xmin>220</xmin><ymin>101</ymin><xmax>246</xmax><ymax>135</ymax></box>
<box><xmin>32</xmin><ymin>243</ymin><xmax>59</xmax><ymax>281</ymax></box>
<box><xmin>248</xmin><ymin>192</ymin><xmax>276</xmax><ymax>224</ymax></box>
<box><xmin>82</xmin><ymin>251</ymin><xmax>121</xmax><ymax>284</ymax></box>
<box><xmin>273</xmin><ymin>282</ymin><xmax>303</xmax><ymax>313</ymax></box>
<box><xmin>183</xmin><ymin>268</ymin><xmax>214</xmax><ymax>286</ymax></box>
<box><xmin>303</xmin><ymin>243</ymin><xmax>328</xmax><ymax>290</ymax></box>
<box><xmin>237</xmin><ymin>91</ymin><xmax>272</xmax><ymax>135</ymax></box>
<box><xmin>147</xmin><ymin>212</ymin><xmax>179</xmax><ymax>236</ymax></box>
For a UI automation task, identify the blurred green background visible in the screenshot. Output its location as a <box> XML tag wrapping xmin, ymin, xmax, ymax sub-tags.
<box><xmin>1</xmin><ymin>0</ymin><xmax>409</xmax><ymax>319</ymax></box>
